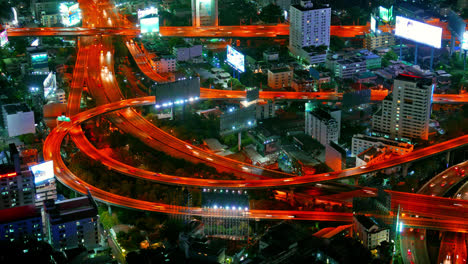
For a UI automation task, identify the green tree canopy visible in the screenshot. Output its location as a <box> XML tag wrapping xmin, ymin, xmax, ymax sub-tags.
<box><xmin>259</xmin><ymin>4</ymin><xmax>284</xmax><ymax>24</ymax></box>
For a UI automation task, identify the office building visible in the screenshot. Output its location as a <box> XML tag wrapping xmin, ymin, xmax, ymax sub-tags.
<box><xmin>268</xmin><ymin>67</ymin><xmax>293</xmax><ymax>89</ymax></box>
<box><xmin>0</xmin><ymin>204</ymin><xmax>43</xmax><ymax>242</ymax></box>
<box><xmin>44</xmin><ymin>195</ymin><xmax>100</xmax><ymax>251</ymax></box>
<box><xmin>289</xmin><ymin>1</ymin><xmax>331</xmax><ymax>58</ymax></box>
<box><xmin>372</xmin><ymin>74</ymin><xmax>434</xmax><ymax>141</ymax></box>
<box><xmin>351</xmin><ymin>134</ymin><xmax>414</xmax><ymax>157</ymax></box>
<box><xmin>353</xmin><ymin>215</ymin><xmax>389</xmax><ymax>249</ymax></box>
<box><xmin>0</xmin><ymin>165</ymin><xmax>35</xmax><ymax>210</ymax></box>
<box><xmin>364</xmin><ymin>32</ymin><xmax>395</xmax><ymax>51</ymax></box>
<box><xmin>305</xmin><ymin>107</ymin><xmax>341</xmax><ymax>146</ymax></box>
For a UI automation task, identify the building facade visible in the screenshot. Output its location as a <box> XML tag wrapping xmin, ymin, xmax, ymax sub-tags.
<box><xmin>44</xmin><ymin>196</ymin><xmax>100</xmax><ymax>251</ymax></box>
<box><xmin>151</xmin><ymin>55</ymin><xmax>176</xmax><ymax>73</ymax></box>
<box><xmin>372</xmin><ymin>74</ymin><xmax>434</xmax><ymax>141</ymax></box>
<box><xmin>351</xmin><ymin>134</ymin><xmax>414</xmax><ymax>157</ymax></box>
<box><xmin>305</xmin><ymin>108</ymin><xmax>341</xmax><ymax>146</ymax></box>
<box><xmin>364</xmin><ymin>32</ymin><xmax>395</xmax><ymax>51</ymax></box>
<box><xmin>289</xmin><ymin>1</ymin><xmax>331</xmax><ymax>57</ymax></box>
<box><xmin>256</xmin><ymin>100</ymin><xmax>276</xmax><ymax>120</ymax></box>
<box><xmin>0</xmin><ymin>204</ymin><xmax>43</xmax><ymax>242</ymax></box>
<box><xmin>353</xmin><ymin>215</ymin><xmax>390</xmax><ymax>249</ymax></box>
<box><xmin>268</xmin><ymin>67</ymin><xmax>293</xmax><ymax>89</ymax></box>
<box><xmin>173</xmin><ymin>44</ymin><xmax>203</xmax><ymax>62</ymax></box>
<box><xmin>329</xmin><ymin>57</ymin><xmax>367</xmax><ymax>79</ymax></box>
<box><xmin>0</xmin><ymin>166</ymin><xmax>35</xmax><ymax>210</ymax></box>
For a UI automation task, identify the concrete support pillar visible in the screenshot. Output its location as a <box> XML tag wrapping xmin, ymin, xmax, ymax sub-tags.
<box><xmin>288</xmin><ymin>188</ymin><xmax>295</xmax><ymax>206</ymax></box>
<box><xmin>402</xmin><ymin>163</ymin><xmax>411</xmax><ymax>177</ymax></box>
<box><xmin>238</xmin><ymin>131</ymin><xmax>241</xmax><ymax>151</ymax></box>
<box><xmin>108</xmin><ymin>204</ymin><xmax>112</xmax><ymax>215</ymax></box>
<box><xmin>451</xmin><ymin>35</ymin><xmax>455</xmax><ymax>55</ymax></box>
<box><xmin>446</xmin><ymin>151</ymin><xmax>451</xmax><ymax>167</ymax></box>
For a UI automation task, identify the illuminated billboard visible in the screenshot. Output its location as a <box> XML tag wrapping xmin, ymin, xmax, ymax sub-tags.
<box><xmin>462</xmin><ymin>32</ymin><xmax>468</xmax><ymax>50</ymax></box>
<box><xmin>370</xmin><ymin>16</ymin><xmax>377</xmax><ymax>33</ymax></box>
<box><xmin>0</xmin><ymin>30</ymin><xmax>8</xmax><ymax>47</ymax></box>
<box><xmin>138</xmin><ymin>7</ymin><xmax>158</xmax><ymax>19</ymax></box>
<box><xmin>31</xmin><ymin>52</ymin><xmax>48</xmax><ymax>63</ymax></box>
<box><xmin>30</xmin><ymin>161</ymin><xmax>54</xmax><ymax>184</ymax></box>
<box><xmin>140</xmin><ymin>17</ymin><xmax>159</xmax><ymax>34</ymax></box>
<box><xmin>379</xmin><ymin>6</ymin><xmax>393</xmax><ymax>23</ymax></box>
<box><xmin>395</xmin><ymin>16</ymin><xmax>442</xmax><ymax>49</ymax></box>
<box><xmin>60</xmin><ymin>3</ymin><xmax>82</xmax><ymax>26</ymax></box>
<box><xmin>226</xmin><ymin>45</ymin><xmax>245</xmax><ymax>73</ymax></box>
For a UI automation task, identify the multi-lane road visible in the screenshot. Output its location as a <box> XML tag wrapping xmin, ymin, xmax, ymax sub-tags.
<box><xmin>35</xmin><ymin>0</ymin><xmax>468</xmax><ymax>236</ymax></box>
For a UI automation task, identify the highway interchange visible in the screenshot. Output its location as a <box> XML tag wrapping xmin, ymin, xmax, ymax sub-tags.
<box><xmin>9</xmin><ymin>0</ymin><xmax>468</xmax><ymax>262</ymax></box>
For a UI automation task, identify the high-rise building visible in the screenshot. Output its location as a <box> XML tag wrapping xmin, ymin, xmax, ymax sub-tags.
<box><xmin>0</xmin><ymin>204</ymin><xmax>43</xmax><ymax>242</ymax></box>
<box><xmin>44</xmin><ymin>195</ymin><xmax>100</xmax><ymax>251</ymax></box>
<box><xmin>0</xmin><ymin>165</ymin><xmax>35</xmax><ymax>210</ymax></box>
<box><xmin>372</xmin><ymin>74</ymin><xmax>434</xmax><ymax>141</ymax></box>
<box><xmin>289</xmin><ymin>1</ymin><xmax>331</xmax><ymax>57</ymax></box>
<box><xmin>305</xmin><ymin>107</ymin><xmax>341</xmax><ymax>146</ymax></box>
<box><xmin>191</xmin><ymin>0</ymin><xmax>218</xmax><ymax>27</ymax></box>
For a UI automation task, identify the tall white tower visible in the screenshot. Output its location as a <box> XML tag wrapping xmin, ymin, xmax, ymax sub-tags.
<box><xmin>289</xmin><ymin>0</ymin><xmax>331</xmax><ymax>56</ymax></box>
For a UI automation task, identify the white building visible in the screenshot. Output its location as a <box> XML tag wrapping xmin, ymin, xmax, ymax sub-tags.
<box><xmin>44</xmin><ymin>195</ymin><xmax>100</xmax><ymax>251</ymax></box>
<box><xmin>289</xmin><ymin>1</ymin><xmax>331</xmax><ymax>57</ymax></box>
<box><xmin>353</xmin><ymin>215</ymin><xmax>390</xmax><ymax>249</ymax></box>
<box><xmin>0</xmin><ymin>166</ymin><xmax>35</xmax><ymax>210</ymax></box>
<box><xmin>372</xmin><ymin>74</ymin><xmax>434</xmax><ymax>141</ymax></box>
<box><xmin>0</xmin><ymin>204</ymin><xmax>43</xmax><ymax>242</ymax></box>
<box><xmin>151</xmin><ymin>55</ymin><xmax>176</xmax><ymax>73</ymax></box>
<box><xmin>2</xmin><ymin>103</ymin><xmax>36</xmax><ymax>138</ymax></box>
<box><xmin>351</xmin><ymin>134</ymin><xmax>414</xmax><ymax>157</ymax></box>
<box><xmin>305</xmin><ymin>108</ymin><xmax>341</xmax><ymax>146</ymax></box>
<box><xmin>267</xmin><ymin>67</ymin><xmax>293</xmax><ymax>89</ymax></box>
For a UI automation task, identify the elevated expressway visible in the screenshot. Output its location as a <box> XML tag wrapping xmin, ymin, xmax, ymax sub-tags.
<box><xmin>40</xmin><ymin>0</ymin><xmax>468</xmax><ymax>231</ymax></box>
<box><xmin>44</xmin><ymin>96</ymin><xmax>468</xmax><ymax>231</ymax></box>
